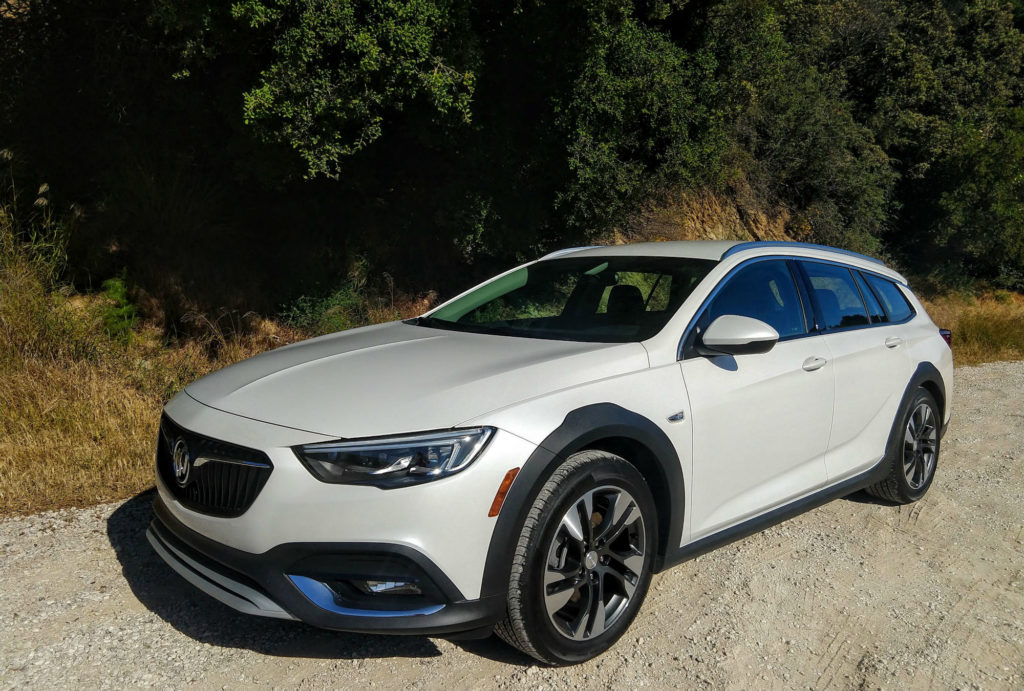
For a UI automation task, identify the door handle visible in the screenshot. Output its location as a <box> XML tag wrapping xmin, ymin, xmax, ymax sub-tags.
<box><xmin>802</xmin><ymin>356</ymin><xmax>827</xmax><ymax>372</ymax></box>
<box><xmin>885</xmin><ymin>336</ymin><xmax>904</xmax><ymax>349</ymax></box>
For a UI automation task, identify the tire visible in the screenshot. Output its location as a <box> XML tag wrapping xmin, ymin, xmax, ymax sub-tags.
<box><xmin>865</xmin><ymin>387</ymin><xmax>941</xmax><ymax>503</ymax></box>
<box><xmin>495</xmin><ymin>450</ymin><xmax>657</xmax><ymax>665</ymax></box>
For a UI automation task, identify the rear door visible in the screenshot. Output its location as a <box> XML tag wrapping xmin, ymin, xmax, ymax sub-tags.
<box><xmin>679</xmin><ymin>259</ymin><xmax>834</xmax><ymax>541</ymax></box>
<box><xmin>798</xmin><ymin>261</ymin><xmax>915</xmax><ymax>481</ymax></box>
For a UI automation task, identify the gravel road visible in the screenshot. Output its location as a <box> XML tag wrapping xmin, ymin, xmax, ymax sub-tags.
<box><xmin>2</xmin><ymin>361</ymin><xmax>1022</xmax><ymax>690</ymax></box>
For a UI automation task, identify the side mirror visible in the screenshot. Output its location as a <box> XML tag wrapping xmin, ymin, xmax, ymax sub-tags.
<box><xmin>699</xmin><ymin>315</ymin><xmax>779</xmax><ymax>356</ymax></box>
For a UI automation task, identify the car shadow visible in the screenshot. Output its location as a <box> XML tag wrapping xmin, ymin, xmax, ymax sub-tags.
<box><xmin>707</xmin><ymin>354</ymin><xmax>739</xmax><ymax>371</ymax></box>
<box><xmin>842</xmin><ymin>489</ymin><xmax>898</xmax><ymax>506</ymax></box>
<box><xmin>106</xmin><ymin>489</ymin><xmax>442</xmax><ymax>660</ymax></box>
<box><xmin>449</xmin><ymin>637</ymin><xmax>536</xmax><ymax>665</ymax></box>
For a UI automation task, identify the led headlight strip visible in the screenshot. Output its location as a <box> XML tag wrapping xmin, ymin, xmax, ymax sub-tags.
<box><xmin>294</xmin><ymin>428</ymin><xmax>494</xmax><ymax>487</ymax></box>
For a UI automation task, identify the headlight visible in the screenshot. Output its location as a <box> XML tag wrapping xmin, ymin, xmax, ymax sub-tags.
<box><xmin>294</xmin><ymin>428</ymin><xmax>494</xmax><ymax>487</ymax></box>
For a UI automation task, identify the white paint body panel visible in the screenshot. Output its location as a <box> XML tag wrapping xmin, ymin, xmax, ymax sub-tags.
<box><xmin>680</xmin><ymin>337</ymin><xmax>834</xmax><ymax>540</ymax></box>
<box><xmin>821</xmin><ymin>325</ymin><xmax>912</xmax><ymax>480</ymax></box>
<box><xmin>185</xmin><ymin>321</ymin><xmax>647</xmax><ymax>439</ymax></box>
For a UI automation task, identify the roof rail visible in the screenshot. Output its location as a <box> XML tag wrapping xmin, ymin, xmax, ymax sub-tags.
<box><xmin>540</xmin><ymin>245</ymin><xmax>604</xmax><ymax>260</ymax></box>
<box><xmin>720</xmin><ymin>241</ymin><xmax>885</xmax><ymax>265</ymax></box>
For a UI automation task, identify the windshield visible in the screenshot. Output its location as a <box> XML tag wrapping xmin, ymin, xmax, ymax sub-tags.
<box><xmin>414</xmin><ymin>255</ymin><xmax>716</xmax><ymax>343</ymax></box>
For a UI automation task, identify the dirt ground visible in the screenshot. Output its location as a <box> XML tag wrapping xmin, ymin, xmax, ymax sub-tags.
<box><xmin>1</xmin><ymin>361</ymin><xmax>1021</xmax><ymax>690</ymax></box>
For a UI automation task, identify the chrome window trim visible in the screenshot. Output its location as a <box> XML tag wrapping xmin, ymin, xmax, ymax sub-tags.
<box><xmin>677</xmin><ymin>254</ymin><xmax>916</xmax><ymax>360</ymax></box>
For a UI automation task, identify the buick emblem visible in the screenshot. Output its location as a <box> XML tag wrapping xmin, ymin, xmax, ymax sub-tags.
<box><xmin>172</xmin><ymin>437</ymin><xmax>191</xmax><ymax>487</ymax></box>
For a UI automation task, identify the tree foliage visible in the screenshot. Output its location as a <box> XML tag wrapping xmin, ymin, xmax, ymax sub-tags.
<box><xmin>1</xmin><ymin>0</ymin><xmax>1022</xmax><ymax>316</ymax></box>
<box><xmin>552</xmin><ymin>2</ymin><xmax>722</xmax><ymax>232</ymax></box>
<box><xmin>233</xmin><ymin>0</ymin><xmax>476</xmax><ymax>178</ymax></box>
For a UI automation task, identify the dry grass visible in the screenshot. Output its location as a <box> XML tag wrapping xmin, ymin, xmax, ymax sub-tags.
<box><xmin>0</xmin><ymin>228</ymin><xmax>434</xmax><ymax>515</ymax></box>
<box><xmin>0</xmin><ymin>237</ymin><xmax>307</xmax><ymax>514</ymax></box>
<box><xmin>0</xmin><ymin>316</ymin><xmax>298</xmax><ymax>515</ymax></box>
<box><xmin>919</xmin><ymin>291</ymin><xmax>1024</xmax><ymax>366</ymax></box>
<box><xmin>1</xmin><ymin>357</ymin><xmax>167</xmax><ymax>513</ymax></box>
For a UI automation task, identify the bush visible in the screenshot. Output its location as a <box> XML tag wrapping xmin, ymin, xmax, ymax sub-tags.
<box><xmin>280</xmin><ymin>259</ymin><xmax>401</xmax><ymax>335</ymax></box>
<box><xmin>282</xmin><ymin>285</ymin><xmax>367</xmax><ymax>334</ymax></box>
<box><xmin>100</xmin><ymin>275</ymin><xmax>138</xmax><ymax>343</ymax></box>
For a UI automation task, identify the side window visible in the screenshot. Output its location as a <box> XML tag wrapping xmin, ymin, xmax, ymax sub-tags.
<box><xmin>802</xmin><ymin>262</ymin><xmax>870</xmax><ymax>330</ymax></box>
<box><xmin>864</xmin><ymin>274</ymin><xmax>914</xmax><ymax>322</ymax></box>
<box><xmin>702</xmin><ymin>260</ymin><xmax>807</xmax><ymax>339</ymax></box>
<box><xmin>854</xmin><ymin>271</ymin><xmax>887</xmax><ymax>323</ymax></box>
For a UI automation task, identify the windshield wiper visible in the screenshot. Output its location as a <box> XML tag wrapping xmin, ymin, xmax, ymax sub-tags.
<box><xmin>405</xmin><ymin>315</ymin><xmax>466</xmax><ymax>332</ymax></box>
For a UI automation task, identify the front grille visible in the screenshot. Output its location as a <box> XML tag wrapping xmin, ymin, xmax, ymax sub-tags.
<box><xmin>157</xmin><ymin>413</ymin><xmax>273</xmax><ymax>517</ymax></box>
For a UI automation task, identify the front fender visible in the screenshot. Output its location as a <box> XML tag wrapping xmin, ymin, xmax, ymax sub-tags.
<box><xmin>479</xmin><ymin>403</ymin><xmax>685</xmax><ymax>600</ymax></box>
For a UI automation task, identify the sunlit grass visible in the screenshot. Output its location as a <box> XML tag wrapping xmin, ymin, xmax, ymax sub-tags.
<box><xmin>920</xmin><ymin>291</ymin><xmax>1024</xmax><ymax>365</ymax></box>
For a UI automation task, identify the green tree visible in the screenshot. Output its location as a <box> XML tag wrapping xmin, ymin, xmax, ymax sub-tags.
<box><xmin>553</xmin><ymin>2</ymin><xmax>723</xmax><ymax>234</ymax></box>
<box><xmin>706</xmin><ymin>0</ymin><xmax>895</xmax><ymax>254</ymax></box>
<box><xmin>232</xmin><ymin>0</ymin><xmax>476</xmax><ymax>178</ymax></box>
<box><xmin>827</xmin><ymin>0</ymin><xmax>1024</xmax><ymax>284</ymax></box>
<box><xmin>4</xmin><ymin>0</ymin><xmax>1024</xmax><ymax>317</ymax></box>
<box><xmin>937</xmin><ymin>107</ymin><xmax>1024</xmax><ymax>287</ymax></box>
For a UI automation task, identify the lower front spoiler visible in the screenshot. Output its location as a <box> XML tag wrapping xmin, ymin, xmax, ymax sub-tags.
<box><xmin>148</xmin><ymin>497</ymin><xmax>505</xmax><ymax>636</ymax></box>
<box><xmin>146</xmin><ymin>521</ymin><xmax>296</xmax><ymax>620</ymax></box>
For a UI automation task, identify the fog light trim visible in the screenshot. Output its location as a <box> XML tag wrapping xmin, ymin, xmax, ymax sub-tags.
<box><xmin>288</xmin><ymin>575</ymin><xmax>444</xmax><ymax>617</ymax></box>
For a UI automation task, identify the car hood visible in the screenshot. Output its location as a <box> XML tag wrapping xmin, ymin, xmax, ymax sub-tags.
<box><xmin>185</xmin><ymin>321</ymin><xmax>649</xmax><ymax>438</ymax></box>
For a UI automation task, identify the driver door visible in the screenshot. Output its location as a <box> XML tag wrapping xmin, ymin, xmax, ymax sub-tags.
<box><xmin>679</xmin><ymin>259</ymin><xmax>834</xmax><ymax>541</ymax></box>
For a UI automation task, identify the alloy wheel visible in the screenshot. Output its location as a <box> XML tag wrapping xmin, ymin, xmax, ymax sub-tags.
<box><xmin>542</xmin><ymin>486</ymin><xmax>646</xmax><ymax>641</ymax></box>
<box><xmin>903</xmin><ymin>402</ymin><xmax>937</xmax><ymax>490</ymax></box>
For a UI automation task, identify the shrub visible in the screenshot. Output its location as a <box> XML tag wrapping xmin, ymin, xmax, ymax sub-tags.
<box><xmin>100</xmin><ymin>275</ymin><xmax>139</xmax><ymax>344</ymax></box>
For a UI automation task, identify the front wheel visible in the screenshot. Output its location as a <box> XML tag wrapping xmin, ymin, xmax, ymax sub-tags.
<box><xmin>495</xmin><ymin>450</ymin><xmax>656</xmax><ymax>665</ymax></box>
<box><xmin>866</xmin><ymin>387</ymin><xmax>941</xmax><ymax>503</ymax></box>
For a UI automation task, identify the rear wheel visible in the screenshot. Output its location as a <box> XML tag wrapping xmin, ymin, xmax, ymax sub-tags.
<box><xmin>495</xmin><ymin>450</ymin><xmax>656</xmax><ymax>665</ymax></box>
<box><xmin>866</xmin><ymin>387</ymin><xmax>940</xmax><ymax>503</ymax></box>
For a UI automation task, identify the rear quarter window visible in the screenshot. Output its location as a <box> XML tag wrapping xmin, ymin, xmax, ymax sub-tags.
<box><xmin>864</xmin><ymin>274</ymin><xmax>915</xmax><ymax>322</ymax></box>
<box><xmin>854</xmin><ymin>271</ymin><xmax>887</xmax><ymax>323</ymax></box>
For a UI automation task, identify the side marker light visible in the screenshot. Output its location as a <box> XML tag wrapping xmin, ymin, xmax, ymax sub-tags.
<box><xmin>488</xmin><ymin>468</ymin><xmax>521</xmax><ymax>517</ymax></box>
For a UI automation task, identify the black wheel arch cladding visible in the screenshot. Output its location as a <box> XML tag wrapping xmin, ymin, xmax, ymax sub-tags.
<box><xmin>895</xmin><ymin>362</ymin><xmax>947</xmax><ymax>440</ymax></box>
<box><xmin>480</xmin><ymin>403</ymin><xmax>684</xmax><ymax>600</ymax></box>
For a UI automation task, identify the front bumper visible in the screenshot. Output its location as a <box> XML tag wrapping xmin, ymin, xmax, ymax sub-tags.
<box><xmin>159</xmin><ymin>392</ymin><xmax>537</xmax><ymax>601</ymax></box>
<box><xmin>148</xmin><ymin>496</ymin><xmax>505</xmax><ymax>635</ymax></box>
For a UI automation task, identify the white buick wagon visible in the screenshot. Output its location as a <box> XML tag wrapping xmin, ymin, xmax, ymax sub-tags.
<box><xmin>148</xmin><ymin>240</ymin><xmax>953</xmax><ymax>664</ymax></box>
